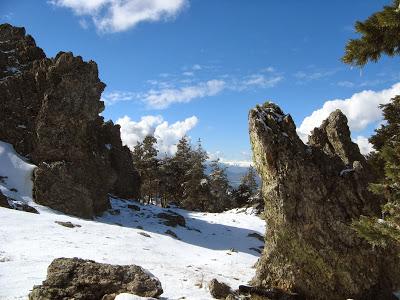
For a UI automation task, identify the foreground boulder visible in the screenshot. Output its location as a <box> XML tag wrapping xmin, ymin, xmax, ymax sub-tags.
<box><xmin>248</xmin><ymin>102</ymin><xmax>400</xmax><ymax>299</ymax></box>
<box><xmin>29</xmin><ymin>258</ymin><xmax>163</xmax><ymax>300</ymax></box>
<box><xmin>0</xmin><ymin>24</ymin><xmax>140</xmax><ymax>218</ymax></box>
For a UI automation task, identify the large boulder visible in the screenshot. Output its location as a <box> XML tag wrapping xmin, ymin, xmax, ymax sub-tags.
<box><xmin>0</xmin><ymin>24</ymin><xmax>140</xmax><ymax>218</ymax></box>
<box><xmin>29</xmin><ymin>258</ymin><xmax>163</xmax><ymax>300</ymax></box>
<box><xmin>248</xmin><ymin>102</ymin><xmax>400</xmax><ymax>299</ymax></box>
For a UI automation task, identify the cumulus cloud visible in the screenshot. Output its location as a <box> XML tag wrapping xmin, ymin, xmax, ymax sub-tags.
<box><xmin>142</xmin><ymin>79</ymin><xmax>226</xmax><ymax>109</ymax></box>
<box><xmin>117</xmin><ymin>115</ymin><xmax>198</xmax><ymax>155</ymax></box>
<box><xmin>50</xmin><ymin>0</ymin><xmax>188</xmax><ymax>32</ymax></box>
<box><xmin>354</xmin><ymin>136</ymin><xmax>374</xmax><ymax>155</ymax></box>
<box><xmin>297</xmin><ymin>82</ymin><xmax>400</xmax><ymax>153</ymax></box>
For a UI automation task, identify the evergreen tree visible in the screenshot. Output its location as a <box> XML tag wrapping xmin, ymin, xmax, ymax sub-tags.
<box><xmin>181</xmin><ymin>139</ymin><xmax>210</xmax><ymax>210</ymax></box>
<box><xmin>158</xmin><ymin>155</ymin><xmax>175</xmax><ymax>208</ymax></box>
<box><xmin>342</xmin><ymin>0</ymin><xmax>400</xmax><ymax>66</ymax></box>
<box><xmin>131</xmin><ymin>135</ymin><xmax>159</xmax><ymax>204</ymax></box>
<box><xmin>170</xmin><ymin>136</ymin><xmax>193</xmax><ymax>206</ymax></box>
<box><xmin>232</xmin><ymin>166</ymin><xmax>259</xmax><ymax>207</ymax></box>
<box><xmin>343</xmin><ymin>4</ymin><xmax>400</xmax><ymax>246</ymax></box>
<box><xmin>241</xmin><ymin>166</ymin><xmax>258</xmax><ymax>195</ymax></box>
<box><xmin>208</xmin><ymin>159</ymin><xmax>232</xmax><ymax>212</ymax></box>
<box><xmin>353</xmin><ymin>97</ymin><xmax>400</xmax><ymax>246</ymax></box>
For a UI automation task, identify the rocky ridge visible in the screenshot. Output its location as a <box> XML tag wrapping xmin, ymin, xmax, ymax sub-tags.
<box><xmin>248</xmin><ymin>102</ymin><xmax>400</xmax><ymax>299</ymax></box>
<box><xmin>0</xmin><ymin>24</ymin><xmax>140</xmax><ymax>218</ymax></box>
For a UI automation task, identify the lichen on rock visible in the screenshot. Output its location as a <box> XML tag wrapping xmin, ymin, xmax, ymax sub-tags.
<box><xmin>248</xmin><ymin>102</ymin><xmax>400</xmax><ymax>299</ymax></box>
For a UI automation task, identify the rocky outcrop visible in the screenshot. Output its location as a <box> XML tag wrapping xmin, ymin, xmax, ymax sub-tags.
<box><xmin>29</xmin><ymin>258</ymin><xmax>163</xmax><ymax>300</ymax></box>
<box><xmin>248</xmin><ymin>102</ymin><xmax>400</xmax><ymax>299</ymax></box>
<box><xmin>0</xmin><ymin>24</ymin><xmax>140</xmax><ymax>218</ymax></box>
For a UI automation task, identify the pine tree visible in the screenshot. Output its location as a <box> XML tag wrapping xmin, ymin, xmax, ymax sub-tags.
<box><xmin>353</xmin><ymin>97</ymin><xmax>400</xmax><ymax>247</ymax></box>
<box><xmin>232</xmin><ymin>166</ymin><xmax>259</xmax><ymax>207</ymax></box>
<box><xmin>241</xmin><ymin>166</ymin><xmax>258</xmax><ymax>195</ymax></box>
<box><xmin>182</xmin><ymin>139</ymin><xmax>210</xmax><ymax>210</ymax></box>
<box><xmin>158</xmin><ymin>155</ymin><xmax>175</xmax><ymax>208</ymax></box>
<box><xmin>170</xmin><ymin>136</ymin><xmax>193</xmax><ymax>206</ymax></box>
<box><xmin>343</xmin><ymin>2</ymin><xmax>400</xmax><ymax>247</ymax></box>
<box><xmin>132</xmin><ymin>135</ymin><xmax>159</xmax><ymax>204</ymax></box>
<box><xmin>208</xmin><ymin>159</ymin><xmax>232</xmax><ymax>212</ymax></box>
<box><xmin>342</xmin><ymin>0</ymin><xmax>400</xmax><ymax>66</ymax></box>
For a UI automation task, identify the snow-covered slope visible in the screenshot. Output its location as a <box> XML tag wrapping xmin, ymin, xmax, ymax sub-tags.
<box><xmin>0</xmin><ymin>140</ymin><xmax>265</xmax><ymax>300</ymax></box>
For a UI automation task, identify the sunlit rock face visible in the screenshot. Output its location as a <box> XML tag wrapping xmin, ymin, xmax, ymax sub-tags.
<box><xmin>0</xmin><ymin>24</ymin><xmax>140</xmax><ymax>218</ymax></box>
<box><xmin>249</xmin><ymin>102</ymin><xmax>399</xmax><ymax>300</ymax></box>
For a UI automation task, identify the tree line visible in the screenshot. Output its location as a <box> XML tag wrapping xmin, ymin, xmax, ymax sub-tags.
<box><xmin>131</xmin><ymin>135</ymin><xmax>260</xmax><ymax>212</ymax></box>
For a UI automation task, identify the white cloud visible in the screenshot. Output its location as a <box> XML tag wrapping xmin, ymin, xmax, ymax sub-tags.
<box><xmin>117</xmin><ymin>115</ymin><xmax>198</xmax><ymax>155</ymax></box>
<box><xmin>337</xmin><ymin>81</ymin><xmax>355</xmax><ymax>88</ymax></box>
<box><xmin>294</xmin><ymin>69</ymin><xmax>338</xmax><ymax>82</ymax></box>
<box><xmin>101</xmin><ymin>91</ymin><xmax>137</xmax><ymax>105</ymax></box>
<box><xmin>242</xmin><ymin>74</ymin><xmax>283</xmax><ymax>89</ymax></box>
<box><xmin>50</xmin><ymin>0</ymin><xmax>188</xmax><ymax>32</ymax></box>
<box><xmin>192</xmin><ymin>64</ymin><xmax>202</xmax><ymax>70</ymax></box>
<box><xmin>297</xmin><ymin>82</ymin><xmax>400</xmax><ymax>152</ymax></box>
<box><xmin>142</xmin><ymin>79</ymin><xmax>226</xmax><ymax>109</ymax></box>
<box><xmin>154</xmin><ymin>116</ymin><xmax>198</xmax><ymax>154</ymax></box>
<box><xmin>354</xmin><ymin>136</ymin><xmax>374</xmax><ymax>155</ymax></box>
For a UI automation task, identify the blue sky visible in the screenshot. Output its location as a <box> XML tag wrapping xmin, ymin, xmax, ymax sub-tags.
<box><xmin>2</xmin><ymin>0</ymin><xmax>399</xmax><ymax>163</ymax></box>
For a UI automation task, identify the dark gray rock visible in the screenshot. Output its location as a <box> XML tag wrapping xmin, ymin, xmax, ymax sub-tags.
<box><xmin>55</xmin><ymin>221</ymin><xmax>81</xmax><ymax>228</ymax></box>
<box><xmin>28</xmin><ymin>257</ymin><xmax>163</xmax><ymax>300</ymax></box>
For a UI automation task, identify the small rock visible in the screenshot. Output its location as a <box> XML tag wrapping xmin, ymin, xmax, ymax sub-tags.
<box><xmin>157</xmin><ymin>210</ymin><xmax>186</xmax><ymax>227</ymax></box>
<box><xmin>165</xmin><ymin>229</ymin><xmax>179</xmax><ymax>239</ymax></box>
<box><xmin>109</xmin><ymin>209</ymin><xmax>121</xmax><ymax>215</ymax></box>
<box><xmin>136</xmin><ymin>225</ymin><xmax>144</xmax><ymax>230</ymax></box>
<box><xmin>208</xmin><ymin>279</ymin><xmax>232</xmax><ymax>299</ymax></box>
<box><xmin>55</xmin><ymin>221</ymin><xmax>81</xmax><ymax>228</ymax></box>
<box><xmin>138</xmin><ymin>232</ymin><xmax>151</xmax><ymax>238</ymax></box>
<box><xmin>249</xmin><ymin>247</ymin><xmax>262</xmax><ymax>254</ymax></box>
<box><xmin>14</xmin><ymin>202</ymin><xmax>39</xmax><ymax>214</ymax></box>
<box><xmin>128</xmin><ymin>204</ymin><xmax>141</xmax><ymax>211</ymax></box>
<box><xmin>10</xmin><ymin>188</ymin><xmax>18</xmax><ymax>192</ymax></box>
<box><xmin>247</xmin><ymin>232</ymin><xmax>264</xmax><ymax>242</ymax></box>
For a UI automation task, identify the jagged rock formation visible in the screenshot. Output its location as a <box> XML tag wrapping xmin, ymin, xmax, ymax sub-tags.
<box><xmin>29</xmin><ymin>258</ymin><xmax>163</xmax><ymax>299</ymax></box>
<box><xmin>0</xmin><ymin>24</ymin><xmax>140</xmax><ymax>218</ymax></box>
<box><xmin>249</xmin><ymin>102</ymin><xmax>400</xmax><ymax>299</ymax></box>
